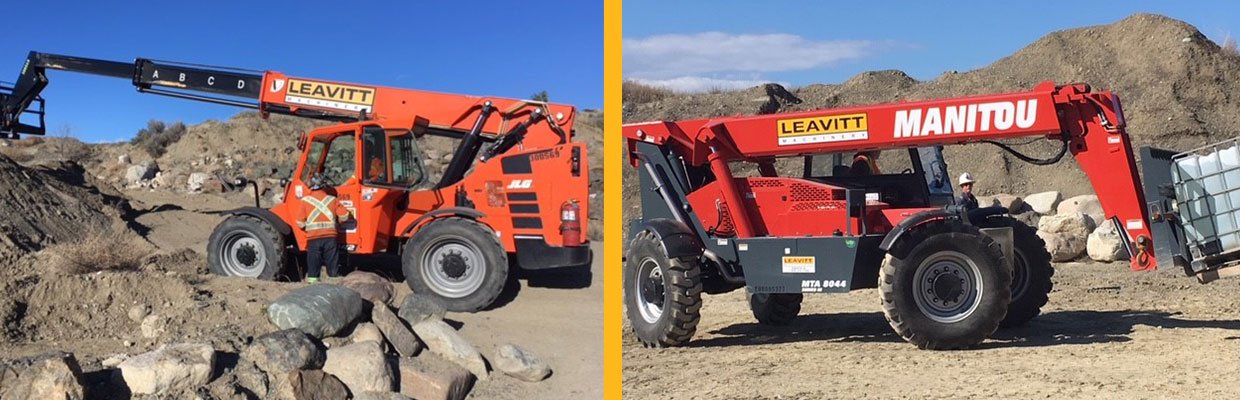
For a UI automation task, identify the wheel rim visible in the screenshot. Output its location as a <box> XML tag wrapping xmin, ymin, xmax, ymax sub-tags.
<box><xmin>634</xmin><ymin>258</ymin><xmax>666</xmax><ymax>324</ymax></box>
<box><xmin>221</xmin><ymin>231</ymin><xmax>265</xmax><ymax>277</ymax></box>
<box><xmin>421</xmin><ymin>235</ymin><xmax>486</xmax><ymax>299</ymax></box>
<box><xmin>1010</xmin><ymin>248</ymin><xmax>1031</xmax><ymax>300</ymax></box>
<box><xmin>912</xmin><ymin>251</ymin><xmax>984</xmax><ymax>323</ymax></box>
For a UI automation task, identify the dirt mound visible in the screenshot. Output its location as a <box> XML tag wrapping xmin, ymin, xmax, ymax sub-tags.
<box><xmin>0</xmin><ymin>155</ymin><xmax>133</xmax><ymax>262</ymax></box>
<box><xmin>623</xmin><ymin>13</ymin><xmax>1240</xmax><ymax>228</ymax></box>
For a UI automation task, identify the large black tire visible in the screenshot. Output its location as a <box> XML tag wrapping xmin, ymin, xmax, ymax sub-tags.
<box><xmin>880</xmin><ymin>221</ymin><xmax>1011</xmax><ymax>350</ymax></box>
<box><xmin>982</xmin><ymin>216</ymin><xmax>1054</xmax><ymax>327</ymax></box>
<box><xmin>749</xmin><ymin>293</ymin><xmax>802</xmax><ymax>326</ymax></box>
<box><xmin>624</xmin><ymin>230</ymin><xmax>703</xmax><ymax>347</ymax></box>
<box><xmin>207</xmin><ymin>215</ymin><xmax>288</xmax><ymax>280</ymax></box>
<box><xmin>403</xmin><ymin>218</ymin><xmax>508</xmax><ymax>312</ymax></box>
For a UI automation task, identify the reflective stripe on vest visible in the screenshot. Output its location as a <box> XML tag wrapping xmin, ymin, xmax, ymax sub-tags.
<box><xmin>302</xmin><ymin>195</ymin><xmax>337</xmax><ymax>230</ymax></box>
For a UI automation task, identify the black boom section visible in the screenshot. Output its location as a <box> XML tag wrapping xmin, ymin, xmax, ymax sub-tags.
<box><xmin>1</xmin><ymin>51</ymin><xmax>265</xmax><ymax>138</ymax></box>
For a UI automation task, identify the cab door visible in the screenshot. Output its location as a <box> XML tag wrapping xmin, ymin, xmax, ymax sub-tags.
<box><xmin>353</xmin><ymin>123</ymin><xmax>428</xmax><ymax>253</ymax></box>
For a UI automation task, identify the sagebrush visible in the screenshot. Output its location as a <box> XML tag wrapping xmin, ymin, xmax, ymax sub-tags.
<box><xmin>131</xmin><ymin>120</ymin><xmax>187</xmax><ymax>158</ymax></box>
<box><xmin>46</xmin><ymin>228</ymin><xmax>153</xmax><ymax>274</ymax></box>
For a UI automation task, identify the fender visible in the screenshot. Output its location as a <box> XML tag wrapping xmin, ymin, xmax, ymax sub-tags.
<box><xmin>877</xmin><ymin>209</ymin><xmax>953</xmax><ymax>253</ymax></box>
<box><xmin>637</xmin><ymin>218</ymin><xmax>704</xmax><ymax>259</ymax></box>
<box><xmin>222</xmin><ymin>207</ymin><xmax>293</xmax><ymax>237</ymax></box>
<box><xmin>400</xmin><ymin>207</ymin><xmax>486</xmax><ymax>236</ymax></box>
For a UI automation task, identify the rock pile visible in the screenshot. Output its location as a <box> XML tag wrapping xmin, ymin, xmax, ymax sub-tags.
<box><xmin>981</xmin><ymin>191</ymin><xmax>1127</xmax><ymax>263</ymax></box>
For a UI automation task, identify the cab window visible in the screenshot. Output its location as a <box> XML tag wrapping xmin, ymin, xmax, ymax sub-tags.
<box><xmin>362</xmin><ymin>125</ymin><xmax>425</xmax><ymax>188</ymax></box>
<box><xmin>302</xmin><ymin>133</ymin><xmax>355</xmax><ymax>186</ymax></box>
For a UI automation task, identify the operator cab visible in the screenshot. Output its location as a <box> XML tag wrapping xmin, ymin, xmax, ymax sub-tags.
<box><xmin>802</xmin><ymin>146</ymin><xmax>955</xmax><ymax>208</ymax></box>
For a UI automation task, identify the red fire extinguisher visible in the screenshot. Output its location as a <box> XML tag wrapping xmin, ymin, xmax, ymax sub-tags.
<box><xmin>560</xmin><ymin>199</ymin><xmax>582</xmax><ymax>246</ymax></box>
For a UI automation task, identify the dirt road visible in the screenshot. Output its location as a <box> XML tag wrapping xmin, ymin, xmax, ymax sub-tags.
<box><xmin>623</xmin><ymin>262</ymin><xmax>1240</xmax><ymax>399</ymax></box>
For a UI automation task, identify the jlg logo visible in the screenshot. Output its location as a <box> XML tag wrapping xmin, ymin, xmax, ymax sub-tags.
<box><xmin>894</xmin><ymin>99</ymin><xmax>1038</xmax><ymax>138</ymax></box>
<box><xmin>507</xmin><ymin>179</ymin><xmax>533</xmax><ymax>189</ymax></box>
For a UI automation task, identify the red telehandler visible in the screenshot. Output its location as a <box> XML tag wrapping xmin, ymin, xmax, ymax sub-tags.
<box><xmin>0</xmin><ymin>52</ymin><xmax>591</xmax><ymax>312</ymax></box>
<box><xmin>623</xmin><ymin>81</ymin><xmax>1237</xmax><ymax>349</ymax></box>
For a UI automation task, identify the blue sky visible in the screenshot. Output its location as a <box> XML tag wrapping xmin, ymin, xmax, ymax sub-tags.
<box><xmin>624</xmin><ymin>1</ymin><xmax>1238</xmax><ymax>92</ymax></box>
<box><xmin>1</xmin><ymin>1</ymin><xmax>601</xmax><ymax>142</ymax></box>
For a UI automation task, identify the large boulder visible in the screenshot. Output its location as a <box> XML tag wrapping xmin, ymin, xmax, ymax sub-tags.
<box><xmin>1058</xmin><ymin>194</ymin><xmax>1105</xmax><ymax>227</ymax></box>
<box><xmin>1038</xmin><ymin>213</ymin><xmax>1095</xmax><ymax>239</ymax></box>
<box><xmin>492</xmin><ymin>344</ymin><xmax>551</xmax><ymax>382</ymax></box>
<box><xmin>0</xmin><ymin>352</ymin><xmax>84</xmax><ymax>400</ymax></box>
<box><xmin>1037</xmin><ymin>231</ymin><xmax>1085</xmax><ymax>262</ymax></box>
<box><xmin>351</xmin><ymin>322</ymin><xmax>386</xmax><ymax>347</ymax></box>
<box><xmin>340</xmin><ymin>271</ymin><xmax>394</xmax><ymax>305</ymax></box>
<box><xmin>396</xmin><ymin>356</ymin><xmax>475</xmax><ymax>400</ymax></box>
<box><xmin>267</xmin><ymin>284</ymin><xmax>364</xmax><ymax>338</ymax></box>
<box><xmin>1087</xmin><ymin>221</ymin><xmax>1129</xmax><ymax>262</ymax></box>
<box><xmin>118</xmin><ymin>343</ymin><xmax>216</xmax><ymax>396</ymax></box>
<box><xmin>371</xmin><ymin>301</ymin><xmax>423</xmax><ymax>357</ymax></box>
<box><xmin>125</xmin><ymin>160</ymin><xmax>159</xmax><ymax>185</ymax></box>
<box><xmin>1024</xmin><ymin>191</ymin><xmax>1062</xmax><ymax>215</ymax></box>
<box><xmin>323</xmin><ymin>341</ymin><xmax>394</xmax><ymax>394</ymax></box>
<box><xmin>398</xmin><ymin>294</ymin><xmax>447</xmax><ymax>325</ymax></box>
<box><xmin>242</xmin><ymin>329</ymin><xmax>327</xmax><ymax>376</ymax></box>
<box><xmin>412</xmin><ymin>319</ymin><xmax>489</xmax><ymax>379</ymax></box>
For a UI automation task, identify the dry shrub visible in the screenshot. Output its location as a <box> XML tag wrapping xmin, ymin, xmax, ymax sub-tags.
<box><xmin>1224</xmin><ymin>34</ymin><xmax>1239</xmax><ymax>58</ymax></box>
<box><xmin>45</xmin><ymin>228</ymin><xmax>153</xmax><ymax>274</ymax></box>
<box><xmin>623</xmin><ymin>80</ymin><xmax>674</xmax><ymax>104</ymax></box>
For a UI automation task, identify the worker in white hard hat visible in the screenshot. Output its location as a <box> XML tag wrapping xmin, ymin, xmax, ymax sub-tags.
<box><xmin>957</xmin><ymin>172</ymin><xmax>979</xmax><ymax>211</ymax></box>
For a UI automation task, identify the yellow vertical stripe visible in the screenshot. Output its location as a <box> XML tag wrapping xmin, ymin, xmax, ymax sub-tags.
<box><xmin>603</xmin><ymin>0</ymin><xmax>623</xmax><ymax>398</ymax></box>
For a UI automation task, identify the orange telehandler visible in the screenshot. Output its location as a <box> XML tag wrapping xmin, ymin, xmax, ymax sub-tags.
<box><xmin>0</xmin><ymin>52</ymin><xmax>591</xmax><ymax>311</ymax></box>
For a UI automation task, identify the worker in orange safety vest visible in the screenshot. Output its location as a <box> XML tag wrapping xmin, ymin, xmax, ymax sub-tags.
<box><xmin>296</xmin><ymin>174</ymin><xmax>352</xmax><ymax>283</ymax></box>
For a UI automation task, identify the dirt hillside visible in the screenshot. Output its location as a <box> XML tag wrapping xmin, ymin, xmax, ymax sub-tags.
<box><xmin>622</xmin><ymin>13</ymin><xmax>1240</xmax><ymax>227</ymax></box>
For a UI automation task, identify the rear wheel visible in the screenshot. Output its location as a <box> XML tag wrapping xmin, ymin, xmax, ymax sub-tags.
<box><xmin>982</xmin><ymin>216</ymin><xmax>1054</xmax><ymax>327</ymax></box>
<box><xmin>207</xmin><ymin>215</ymin><xmax>287</xmax><ymax>280</ymax></box>
<box><xmin>749</xmin><ymin>293</ymin><xmax>802</xmax><ymax>326</ymax></box>
<box><xmin>403</xmin><ymin>218</ymin><xmax>508</xmax><ymax>312</ymax></box>
<box><xmin>880</xmin><ymin>222</ymin><xmax>1010</xmax><ymax>350</ymax></box>
<box><xmin>624</xmin><ymin>230</ymin><xmax>702</xmax><ymax>347</ymax></box>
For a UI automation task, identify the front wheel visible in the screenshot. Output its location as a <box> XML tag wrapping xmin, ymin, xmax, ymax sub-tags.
<box><xmin>403</xmin><ymin>218</ymin><xmax>508</xmax><ymax>312</ymax></box>
<box><xmin>880</xmin><ymin>222</ymin><xmax>1011</xmax><ymax>350</ymax></box>
<box><xmin>207</xmin><ymin>215</ymin><xmax>288</xmax><ymax>280</ymax></box>
<box><xmin>624</xmin><ymin>230</ymin><xmax>702</xmax><ymax>347</ymax></box>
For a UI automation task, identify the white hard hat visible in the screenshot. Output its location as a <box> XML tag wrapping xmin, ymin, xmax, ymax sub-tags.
<box><xmin>958</xmin><ymin>172</ymin><xmax>976</xmax><ymax>186</ymax></box>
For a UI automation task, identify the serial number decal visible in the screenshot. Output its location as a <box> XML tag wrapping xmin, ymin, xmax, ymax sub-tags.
<box><xmin>781</xmin><ymin>256</ymin><xmax>816</xmax><ymax>273</ymax></box>
<box><xmin>285</xmin><ymin>79</ymin><xmax>376</xmax><ymax>112</ymax></box>
<box><xmin>801</xmin><ymin>279</ymin><xmax>848</xmax><ymax>292</ymax></box>
<box><xmin>776</xmin><ymin>113</ymin><xmax>868</xmax><ymax>146</ymax></box>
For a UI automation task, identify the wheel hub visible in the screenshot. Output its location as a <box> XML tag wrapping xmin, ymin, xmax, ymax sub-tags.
<box><xmin>912</xmin><ymin>251</ymin><xmax>983</xmax><ymax>323</ymax></box>
<box><xmin>236</xmin><ymin>243</ymin><xmax>258</xmax><ymax>267</ymax></box>
<box><xmin>929</xmin><ymin>266</ymin><xmax>967</xmax><ymax>306</ymax></box>
<box><xmin>634</xmin><ymin>259</ymin><xmax>666</xmax><ymax>323</ymax></box>
<box><xmin>439</xmin><ymin>251</ymin><xmax>469</xmax><ymax>279</ymax></box>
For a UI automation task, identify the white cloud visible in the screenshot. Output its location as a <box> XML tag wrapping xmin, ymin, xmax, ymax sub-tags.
<box><xmin>631</xmin><ymin>76</ymin><xmax>784</xmax><ymax>93</ymax></box>
<box><xmin>624</xmin><ymin>32</ymin><xmax>881</xmax><ymax>79</ymax></box>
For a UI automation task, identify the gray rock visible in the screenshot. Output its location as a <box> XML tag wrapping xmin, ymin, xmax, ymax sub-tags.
<box><xmin>1038</xmin><ymin>212</ymin><xmax>1094</xmax><ymax>239</ymax></box>
<box><xmin>118</xmin><ymin>154</ymin><xmax>131</xmax><ymax>164</ymax></box>
<box><xmin>1</xmin><ymin>352</ymin><xmax>84</xmax><ymax>400</ymax></box>
<box><xmin>371</xmin><ymin>301</ymin><xmax>423</xmax><ymax>357</ymax></box>
<box><xmin>1037</xmin><ymin>231</ymin><xmax>1085</xmax><ymax>262</ymax></box>
<box><xmin>979</xmin><ymin>193</ymin><xmax>1025</xmax><ymax>213</ymax></box>
<box><xmin>187</xmin><ymin>172</ymin><xmax>212</xmax><ymax>192</ymax></box>
<box><xmin>242</xmin><ymin>329</ymin><xmax>326</xmax><ymax>376</ymax></box>
<box><xmin>1024</xmin><ymin>191</ymin><xmax>1062</xmax><ymax>214</ymax></box>
<box><xmin>412</xmin><ymin>319</ymin><xmax>488</xmax><ymax>379</ymax></box>
<box><xmin>398</xmin><ymin>294</ymin><xmax>447</xmax><ymax>325</ymax></box>
<box><xmin>127</xmin><ymin>304</ymin><xmax>151</xmax><ymax>322</ymax></box>
<box><xmin>323</xmin><ymin>341</ymin><xmax>394</xmax><ymax>394</ymax></box>
<box><xmin>492</xmin><ymin>344</ymin><xmax>551</xmax><ymax>382</ymax></box>
<box><xmin>140</xmin><ymin>314</ymin><xmax>168</xmax><ymax>338</ymax></box>
<box><xmin>125</xmin><ymin>165</ymin><xmax>154</xmax><ymax>185</ymax></box>
<box><xmin>351</xmin><ymin>322</ymin><xmax>386</xmax><ymax>346</ymax></box>
<box><xmin>396</xmin><ymin>356</ymin><xmax>475</xmax><ymax>400</ymax></box>
<box><xmin>1087</xmin><ymin>221</ymin><xmax>1129</xmax><ymax>262</ymax></box>
<box><xmin>100</xmin><ymin>354</ymin><xmax>129</xmax><ymax>368</ymax></box>
<box><xmin>267</xmin><ymin>284</ymin><xmax>364</xmax><ymax>338</ymax></box>
<box><xmin>0</xmin><ymin>365</ymin><xmax>17</xmax><ymax>396</ymax></box>
<box><xmin>340</xmin><ymin>271</ymin><xmax>394</xmax><ymax>305</ymax></box>
<box><xmin>118</xmin><ymin>343</ymin><xmax>215</xmax><ymax>396</ymax></box>
<box><xmin>1058</xmin><ymin>194</ymin><xmax>1104</xmax><ymax>228</ymax></box>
